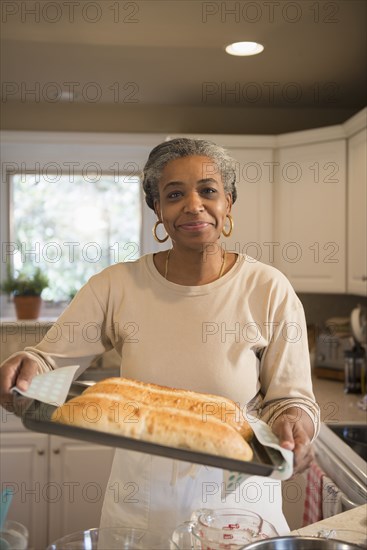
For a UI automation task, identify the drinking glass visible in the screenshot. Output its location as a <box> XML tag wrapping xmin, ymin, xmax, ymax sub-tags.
<box><xmin>0</xmin><ymin>520</ymin><xmax>29</xmax><ymax>550</ymax></box>
<box><xmin>47</xmin><ymin>527</ymin><xmax>179</xmax><ymax>549</ymax></box>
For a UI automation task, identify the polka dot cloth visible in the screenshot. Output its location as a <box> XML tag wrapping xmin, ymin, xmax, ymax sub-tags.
<box><xmin>222</xmin><ymin>416</ymin><xmax>293</xmax><ymax>494</ymax></box>
<box><xmin>11</xmin><ymin>364</ymin><xmax>85</xmax><ymax>406</ymax></box>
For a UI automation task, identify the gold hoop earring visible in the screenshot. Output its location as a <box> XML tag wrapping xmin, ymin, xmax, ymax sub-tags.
<box><xmin>153</xmin><ymin>221</ymin><xmax>169</xmax><ymax>243</ymax></box>
<box><xmin>222</xmin><ymin>215</ymin><xmax>233</xmax><ymax>238</ymax></box>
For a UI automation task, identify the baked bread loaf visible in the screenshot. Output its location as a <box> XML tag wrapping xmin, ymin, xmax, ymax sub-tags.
<box><xmin>83</xmin><ymin>377</ymin><xmax>253</xmax><ymax>440</ymax></box>
<box><xmin>51</xmin><ymin>377</ymin><xmax>253</xmax><ymax>461</ymax></box>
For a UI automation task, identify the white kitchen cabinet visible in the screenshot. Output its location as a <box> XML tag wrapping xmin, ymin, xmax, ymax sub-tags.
<box><xmin>48</xmin><ymin>436</ymin><xmax>115</xmax><ymax>544</ymax></box>
<box><xmin>274</xmin><ymin>138</ymin><xmax>346</xmax><ymax>292</ymax></box>
<box><xmin>0</xmin><ymin>428</ymin><xmax>115</xmax><ymax>548</ymax></box>
<box><xmin>0</xmin><ymin>431</ymin><xmax>49</xmax><ymax>550</ymax></box>
<box><xmin>347</xmin><ymin>128</ymin><xmax>367</xmax><ymax>296</ymax></box>
<box><xmin>223</xmin><ymin>146</ymin><xmax>274</xmax><ymax>263</ymax></box>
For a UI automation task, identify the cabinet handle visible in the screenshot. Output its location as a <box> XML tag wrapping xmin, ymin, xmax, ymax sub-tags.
<box><xmin>362</xmin><ymin>276</ymin><xmax>367</xmax><ymax>282</ymax></box>
<box><xmin>53</xmin><ymin>449</ymin><xmax>60</xmax><ymax>455</ymax></box>
<box><xmin>37</xmin><ymin>450</ymin><xmax>45</xmax><ymax>456</ymax></box>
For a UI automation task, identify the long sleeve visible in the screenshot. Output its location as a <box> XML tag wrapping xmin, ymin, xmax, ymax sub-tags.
<box><xmin>249</xmin><ymin>297</ymin><xmax>320</xmax><ymax>440</ymax></box>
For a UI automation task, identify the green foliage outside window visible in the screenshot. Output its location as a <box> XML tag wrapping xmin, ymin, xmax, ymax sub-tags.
<box><xmin>10</xmin><ymin>173</ymin><xmax>141</xmax><ymax>301</ymax></box>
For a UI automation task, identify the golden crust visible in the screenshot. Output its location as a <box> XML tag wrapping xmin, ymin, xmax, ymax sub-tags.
<box><xmin>52</xmin><ymin>391</ymin><xmax>253</xmax><ymax>461</ymax></box>
<box><xmin>83</xmin><ymin>377</ymin><xmax>253</xmax><ymax>441</ymax></box>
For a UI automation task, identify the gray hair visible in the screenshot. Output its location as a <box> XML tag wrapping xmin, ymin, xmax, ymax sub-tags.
<box><xmin>142</xmin><ymin>138</ymin><xmax>237</xmax><ymax>210</ymax></box>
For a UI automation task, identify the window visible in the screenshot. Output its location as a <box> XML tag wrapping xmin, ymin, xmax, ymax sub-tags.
<box><xmin>10</xmin><ymin>172</ymin><xmax>141</xmax><ymax>301</ymax></box>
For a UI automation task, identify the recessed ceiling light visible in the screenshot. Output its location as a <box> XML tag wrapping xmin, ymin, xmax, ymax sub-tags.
<box><xmin>225</xmin><ymin>41</ymin><xmax>264</xmax><ymax>56</ymax></box>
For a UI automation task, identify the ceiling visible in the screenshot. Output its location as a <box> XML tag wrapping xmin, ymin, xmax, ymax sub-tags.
<box><xmin>1</xmin><ymin>0</ymin><xmax>366</xmax><ymax>134</ymax></box>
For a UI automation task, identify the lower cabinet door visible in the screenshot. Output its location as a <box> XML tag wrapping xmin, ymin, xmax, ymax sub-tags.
<box><xmin>0</xmin><ymin>432</ymin><xmax>49</xmax><ymax>550</ymax></box>
<box><xmin>47</xmin><ymin>435</ymin><xmax>115</xmax><ymax>546</ymax></box>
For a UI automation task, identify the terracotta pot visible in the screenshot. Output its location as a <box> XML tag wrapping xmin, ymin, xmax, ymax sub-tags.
<box><xmin>14</xmin><ymin>295</ymin><xmax>42</xmax><ymax>320</ymax></box>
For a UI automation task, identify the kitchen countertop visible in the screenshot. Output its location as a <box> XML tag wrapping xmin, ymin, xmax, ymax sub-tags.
<box><xmin>312</xmin><ymin>374</ymin><xmax>366</xmax><ymax>423</ymax></box>
<box><xmin>282</xmin><ymin>374</ymin><xmax>365</xmax><ymax>533</ymax></box>
<box><xmin>291</xmin><ymin>504</ymin><xmax>367</xmax><ymax>546</ymax></box>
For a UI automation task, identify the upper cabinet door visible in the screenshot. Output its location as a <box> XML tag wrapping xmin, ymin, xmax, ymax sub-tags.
<box><xmin>347</xmin><ymin>129</ymin><xmax>367</xmax><ymax>296</ymax></box>
<box><xmin>274</xmin><ymin>139</ymin><xmax>346</xmax><ymax>292</ymax></box>
<box><xmin>222</xmin><ymin>147</ymin><xmax>274</xmax><ymax>264</ymax></box>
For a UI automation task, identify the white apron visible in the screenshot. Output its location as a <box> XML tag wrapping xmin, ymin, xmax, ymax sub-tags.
<box><xmin>100</xmin><ymin>449</ymin><xmax>290</xmax><ymax>538</ymax></box>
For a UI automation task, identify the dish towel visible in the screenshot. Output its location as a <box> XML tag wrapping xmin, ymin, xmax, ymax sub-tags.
<box><xmin>302</xmin><ymin>462</ymin><xmax>324</xmax><ymax>526</ymax></box>
<box><xmin>322</xmin><ymin>475</ymin><xmax>343</xmax><ymax>518</ymax></box>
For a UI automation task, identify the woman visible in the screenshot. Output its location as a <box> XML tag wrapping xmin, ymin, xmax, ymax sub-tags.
<box><xmin>0</xmin><ymin>138</ymin><xmax>319</xmax><ymax>536</ymax></box>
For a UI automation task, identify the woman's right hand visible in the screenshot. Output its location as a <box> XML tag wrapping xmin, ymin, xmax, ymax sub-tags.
<box><xmin>0</xmin><ymin>353</ymin><xmax>39</xmax><ymax>412</ymax></box>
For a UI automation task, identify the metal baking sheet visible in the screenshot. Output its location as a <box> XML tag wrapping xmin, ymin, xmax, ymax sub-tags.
<box><xmin>21</xmin><ymin>382</ymin><xmax>286</xmax><ymax>476</ymax></box>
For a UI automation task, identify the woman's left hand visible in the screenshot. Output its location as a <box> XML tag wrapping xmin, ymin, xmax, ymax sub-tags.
<box><xmin>271</xmin><ymin>406</ymin><xmax>315</xmax><ymax>475</ymax></box>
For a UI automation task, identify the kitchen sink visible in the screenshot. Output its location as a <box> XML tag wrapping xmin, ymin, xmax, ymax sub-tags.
<box><xmin>327</xmin><ymin>423</ymin><xmax>367</xmax><ymax>461</ymax></box>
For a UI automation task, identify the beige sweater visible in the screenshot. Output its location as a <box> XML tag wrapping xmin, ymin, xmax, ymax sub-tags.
<box><xmin>19</xmin><ymin>253</ymin><xmax>319</xmax><ymax>433</ymax></box>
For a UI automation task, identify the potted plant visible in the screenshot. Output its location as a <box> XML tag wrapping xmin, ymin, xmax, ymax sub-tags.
<box><xmin>1</xmin><ymin>266</ymin><xmax>49</xmax><ymax>320</ymax></box>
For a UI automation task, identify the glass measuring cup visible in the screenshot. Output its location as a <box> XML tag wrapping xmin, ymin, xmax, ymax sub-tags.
<box><xmin>172</xmin><ymin>508</ymin><xmax>279</xmax><ymax>549</ymax></box>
